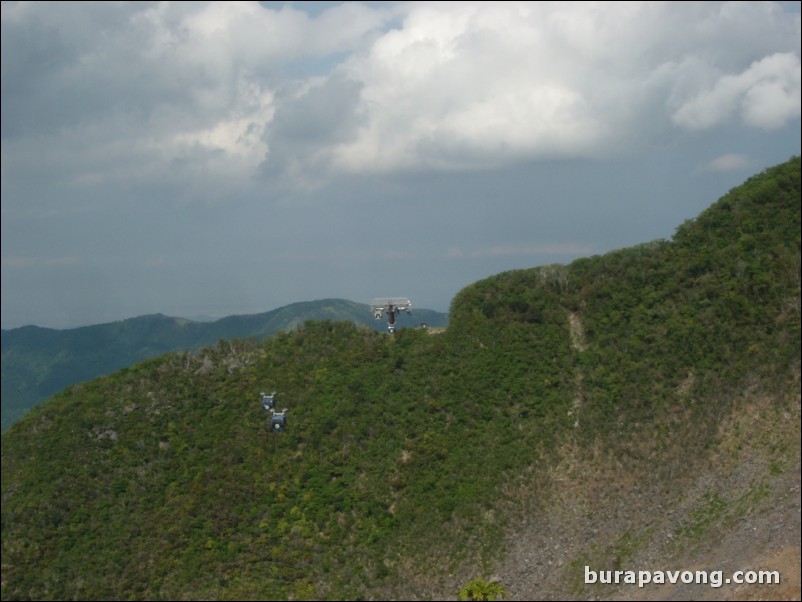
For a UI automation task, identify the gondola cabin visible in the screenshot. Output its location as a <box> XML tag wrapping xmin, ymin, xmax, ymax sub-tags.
<box><xmin>270</xmin><ymin>411</ymin><xmax>287</xmax><ymax>432</ymax></box>
<box><xmin>261</xmin><ymin>392</ymin><xmax>275</xmax><ymax>411</ymax></box>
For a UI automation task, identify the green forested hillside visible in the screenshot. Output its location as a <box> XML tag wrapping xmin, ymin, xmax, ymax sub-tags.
<box><xmin>1</xmin><ymin>299</ymin><xmax>447</xmax><ymax>431</ymax></box>
<box><xmin>1</xmin><ymin>158</ymin><xmax>799</xmax><ymax>601</ymax></box>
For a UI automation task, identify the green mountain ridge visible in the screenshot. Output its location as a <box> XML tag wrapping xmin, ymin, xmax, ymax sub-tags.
<box><xmin>1</xmin><ymin>299</ymin><xmax>448</xmax><ymax>431</ymax></box>
<box><xmin>1</xmin><ymin>158</ymin><xmax>799</xmax><ymax>601</ymax></box>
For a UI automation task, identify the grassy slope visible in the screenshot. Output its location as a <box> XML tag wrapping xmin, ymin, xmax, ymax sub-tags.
<box><xmin>1</xmin><ymin>158</ymin><xmax>799</xmax><ymax>601</ymax></box>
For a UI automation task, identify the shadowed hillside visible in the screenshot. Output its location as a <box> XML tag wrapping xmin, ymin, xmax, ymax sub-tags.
<box><xmin>1</xmin><ymin>158</ymin><xmax>799</xmax><ymax>601</ymax></box>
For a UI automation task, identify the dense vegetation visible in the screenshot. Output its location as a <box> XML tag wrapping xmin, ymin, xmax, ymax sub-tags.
<box><xmin>1</xmin><ymin>158</ymin><xmax>799</xmax><ymax>600</ymax></box>
<box><xmin>1</xmin><ymin>299</ymin><xmax>447</xmax><ymax>431</ymax></box>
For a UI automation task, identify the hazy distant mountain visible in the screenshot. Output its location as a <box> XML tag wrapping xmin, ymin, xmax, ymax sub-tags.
<box><xmin>1</xmin><ymin>298</ymin><xmax>448</xmax><ymax>430</ymax></box>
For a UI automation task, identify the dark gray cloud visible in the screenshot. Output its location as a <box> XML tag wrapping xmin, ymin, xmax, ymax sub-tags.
<box><xmin>261</xmin><ymin>73</ymin><xmax>365</xmax><ymax>182</ymax></box>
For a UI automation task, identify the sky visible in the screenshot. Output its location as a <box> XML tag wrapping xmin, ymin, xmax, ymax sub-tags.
<box><xmin>1</xmin><ymin>1</ymin><xmax>800</xmax><ymax>330</ymax></box>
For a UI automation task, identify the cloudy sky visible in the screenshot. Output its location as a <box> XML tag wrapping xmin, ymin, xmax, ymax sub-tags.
<box><xmin>2</xmin><ymin>1</ymin><xmax>800</xmax><ymax>329</ymax></box>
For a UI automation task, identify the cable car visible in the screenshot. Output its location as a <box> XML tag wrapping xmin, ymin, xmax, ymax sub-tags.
<box><xmin>261</xmin><ymin>391</ymin><xmax>275</xmax><ymax>411</ymax></box>
<box><xmin>270</xmin><ymin>410</ymin><xmax>287</xmax><ymax>432</ymax></box>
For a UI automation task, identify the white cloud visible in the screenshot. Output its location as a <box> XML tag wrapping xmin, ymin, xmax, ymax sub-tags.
<box><xmin>282</xmin><ymin>1</ymin><xmax>800</xmax><ymax>175</ymax></box>
<box><xmin>701</xmin><ymin>153</ymin><xmax>752</xmax><ymax>172</ymax></box>
<box><xmin>1</xmin><ymin>1</ymin><xmax>395</xmax><ymax>195</ymax></box>
<box><xmin>325</xmin><ymin>2</ymin><xmax>611</xmax><ymax>171</ymax></box>
<box><xmin>168</xmin><ymin>77</ymin><xmax>276</xmax><ymax>178</ymax></box>
<box><xmin>672</xmin><ymin>53</ymin><xmax>801</xmax><ymax>130</ymax></box>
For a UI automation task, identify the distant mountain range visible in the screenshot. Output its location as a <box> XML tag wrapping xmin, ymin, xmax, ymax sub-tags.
<box><xmin>1</xmin><ymin>298</ymin><xmax>448</xmax><ymax>431</ymax></box>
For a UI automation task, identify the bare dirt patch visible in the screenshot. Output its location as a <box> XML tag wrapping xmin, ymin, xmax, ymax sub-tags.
<box><xmin>493</xmin><ymin>387</ymin><xmax>801</xmax><ymax>602</ymax></box>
